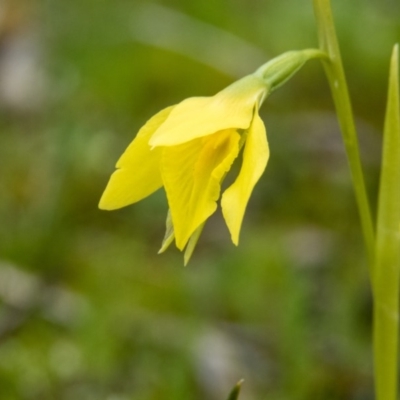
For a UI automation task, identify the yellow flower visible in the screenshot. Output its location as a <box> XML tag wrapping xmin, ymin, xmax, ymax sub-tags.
<box><xmin>99</xmin><ymin>73</ymin><xmax>269</xmax><ymax>262</ymax></box>
<box><xmin>98</xmin><ymin>49</ymin><xmax>327</xmax><ymax>263</ymax></box>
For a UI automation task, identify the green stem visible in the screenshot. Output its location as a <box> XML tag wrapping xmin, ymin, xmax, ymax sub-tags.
<box><xmin>312</xmin><ymin>0</ymin><xmax>375</xmax><ymax>273</ymax></box>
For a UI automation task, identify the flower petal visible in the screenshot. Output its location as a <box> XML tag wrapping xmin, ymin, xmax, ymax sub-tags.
<box><xmin>99</xmin><ymin>106</ymin><xmax>174</xmax><ymax>210</ymax></box>
<box><xmin>221</xmin><ymin>112</ymin><xmax>269</xmax><ymax>245</ymax></box>
<box><xmin>150</xmin><ymin>75</ymin><xmax>267</xmax><ymax>147</ymax></box>
<box><xmin>161</xmin><ymin>129</ymin><xmax>241</xmax><ymax>249</ymax></box>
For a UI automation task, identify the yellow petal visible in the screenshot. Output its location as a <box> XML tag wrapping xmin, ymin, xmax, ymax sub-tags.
<box><xmin>161</xmin><ymin>129</ymin><xmax>241</xmax><ymax>249</ymax></box>
<box><xmin>150</xmin><ymin>75</ymin><xmax>267</xmax><ymax>147</ymax></box>
<box><xmin>221</xmin><ymin>112</ymin><xmax>269</xmax><ymax>245</ymax></box>
<box><xmin>99</xmin><ymin>106</ymin><xmax>174</xmax><ymax>210</ymax></box>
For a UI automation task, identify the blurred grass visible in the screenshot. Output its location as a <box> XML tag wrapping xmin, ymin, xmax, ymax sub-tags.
<box><xmin>0</xmin><ymin>0</ymin><xmax>399</xmax><ymax>399</ymax></box>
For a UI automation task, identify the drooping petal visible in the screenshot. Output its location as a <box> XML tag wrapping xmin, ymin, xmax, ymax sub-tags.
<box><xmin>161</xmin><ymin>129</ymin><xmax>241</xmax><ymax>249</ymax></box>
<box><xmin>99</xmin><ymin>106</ymin><xmax>174</xmax><ymax>210</ymax></box>
<box><xmin>150</xmin><ymin>75</ymin><xmax>267</xmax><ymax>147</ymax></box>
<box><xmin>221</xmin><ymin>112</ymin><xmax>269</xmax><ymax>245</ymax></box>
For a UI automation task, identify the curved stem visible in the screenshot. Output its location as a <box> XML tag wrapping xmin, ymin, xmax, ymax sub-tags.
<box><xmin>312</xmin><ymin>0</ymin><xmax>375</xmax><ymax>274</ymax></box>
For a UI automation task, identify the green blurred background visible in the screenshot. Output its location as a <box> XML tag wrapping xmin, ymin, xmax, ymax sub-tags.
<box><xmin>0</xmin><ymin>0</ymin><xmax>399</xmax><ymax>399</ymax></box>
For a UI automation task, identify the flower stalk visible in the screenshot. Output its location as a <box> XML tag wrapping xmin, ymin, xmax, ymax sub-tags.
<box><xmin>312</xmin><ymin>0</ymin><xmax>375</xmax><ymax>272</ymax></box>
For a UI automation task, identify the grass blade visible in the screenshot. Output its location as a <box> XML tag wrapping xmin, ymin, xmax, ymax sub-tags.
<box><xmin>374</xmin><ymin>43</ymin><xmax>400</xmax><ymax>400</ymax></box>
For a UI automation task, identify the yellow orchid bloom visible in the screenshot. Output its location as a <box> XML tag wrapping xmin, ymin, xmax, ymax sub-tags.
<box><xmin>99</xmin><ymin>74</ymin><xmax>269</xmax><ymax>261</ymax></box>
<box><xmin>99</xmin><ymin>50</ymin><xmax>327</xmax><ymax>264</ymax></box>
